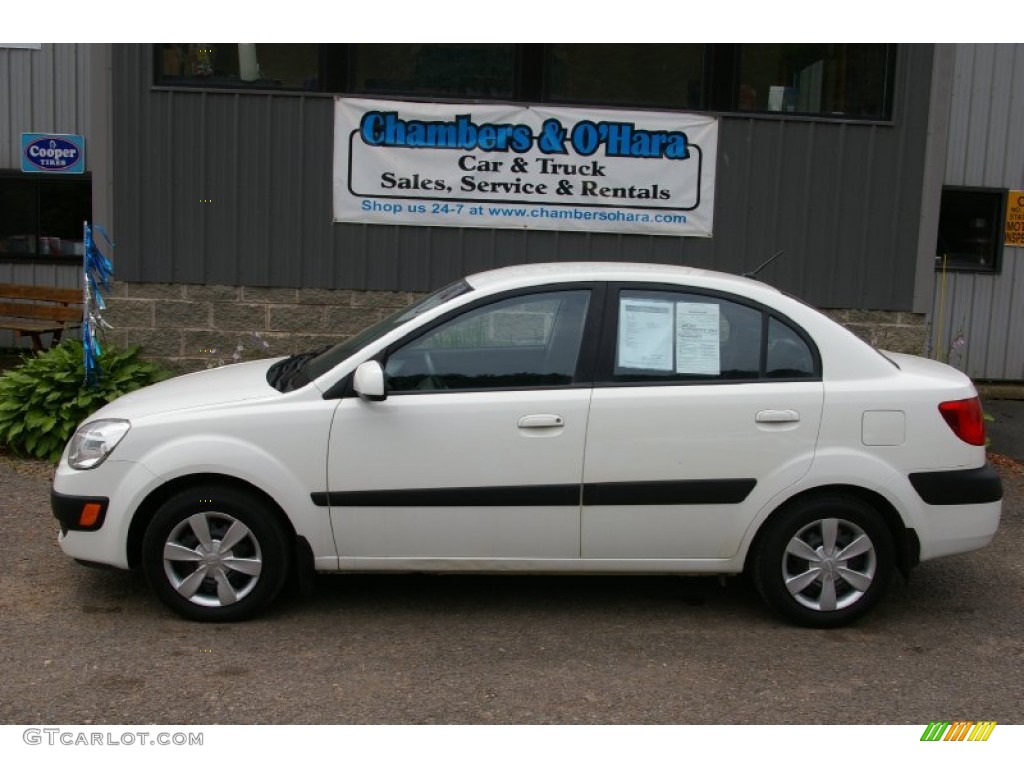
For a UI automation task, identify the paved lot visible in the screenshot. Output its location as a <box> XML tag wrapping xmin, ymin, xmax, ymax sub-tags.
<box><xmin>984</xmin><ymin>397</ymin><xmax>1024</xmax><ymax>462</ymax></box>
<box><xmin>0</xmin><ymin>454</ymin><xmax>1022</xmax><ymax>725</ymax></box>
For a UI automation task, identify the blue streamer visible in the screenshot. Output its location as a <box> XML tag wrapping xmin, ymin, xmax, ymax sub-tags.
<box><xmin>82</xmin><ymin>222</ymin><xmax>114</xmax><ymax>386</ymax></box>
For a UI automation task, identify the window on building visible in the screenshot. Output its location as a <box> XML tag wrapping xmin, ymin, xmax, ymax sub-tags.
<box><xmin>720</xmin><ymin>44</ymin><xmax>895</xmax><ymax>119</ymax></box>
<box><xmin>350</xmin><ymin>44</ymin><xmax>515</xmax><ymax>100</ymax></box>
<box><xmin>935</xmin><ymin>187</ymin><xmax>1006</xmax><ymax>272</ymax></box>
<box><xmin>157</xmin><ymin>44</ymin><xmax>321</xmax><ymax>90</ymax></box>
<box><xmin>546</xmin><ymin>44</ymin><xmax>705</xmax><ymax>110</ymax></box>
<box><xmin>0</xmin><ymin>175</ymin><xmax>92</xmax><ymax>261</ymax></box>
<box><xmin>154</xmin><ymin>44</ymin><xmax>897</xmax><ymax>122</ymax></box>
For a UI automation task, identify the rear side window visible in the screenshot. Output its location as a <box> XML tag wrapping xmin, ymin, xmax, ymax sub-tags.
<box><xmin>610</xmin><ymin>289</ymin><xmax>818</xmax><ymax>383</ymax></box>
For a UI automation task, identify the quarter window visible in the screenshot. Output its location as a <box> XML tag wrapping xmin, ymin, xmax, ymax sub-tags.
<box><xmin>766</xmin><ymin>317</ymin><xmax>815</xmax><ymax>378</ymax></box>
<box><xmin>385</xmin><ymin>290</ymin><xmax>590</xmax><ymax>392</ymax></box>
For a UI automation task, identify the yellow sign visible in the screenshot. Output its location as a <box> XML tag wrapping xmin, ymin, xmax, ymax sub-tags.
<box><xmin>1006</xmin><ymin>190</ymin><xmax>1024</xmax><ymax>246</ymax></box>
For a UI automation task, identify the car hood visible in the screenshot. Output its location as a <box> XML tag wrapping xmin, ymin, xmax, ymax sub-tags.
<box><xmin>90</xmin><ymin>358</ymin><xmax>282</xmax><ymax>420</ymax></box>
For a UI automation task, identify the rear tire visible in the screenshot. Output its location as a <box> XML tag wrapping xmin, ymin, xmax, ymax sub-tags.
<box><xmin>142</xmin><ymin>485</ymin><xmax>291</xmax><ymax>622</ymax></box>
<box><xmin>753</xmin><ymin>494</ymin><xmax>894</xmax><ymax>628</ymax></box>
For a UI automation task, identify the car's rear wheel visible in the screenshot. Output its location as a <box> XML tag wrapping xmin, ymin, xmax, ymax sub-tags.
<box><xmin>753</xmin><ymin>494</ymin><xmax>894</xmax><ymax>628</ymax></box>
<box><xmin>142</xmin><ymin>485</ymin><xmax>291</xmax><ymax>622</ymax></box>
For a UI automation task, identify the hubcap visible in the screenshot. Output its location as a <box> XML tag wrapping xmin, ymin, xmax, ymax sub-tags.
<box><xmin>782</xmin><ymin>517</ymin><xmax>876</xmax><ymax>612</ymax></box>
<box><xmin>162</xmin><ymin>512</ymin><xmax>262</xmax><ymax>607</ymax></box>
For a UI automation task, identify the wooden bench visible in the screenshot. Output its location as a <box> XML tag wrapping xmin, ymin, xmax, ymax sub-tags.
<box><xmin>0</xmin><ymin>282</ymin><xmax>83</xmax><ymax>351</ymax></box>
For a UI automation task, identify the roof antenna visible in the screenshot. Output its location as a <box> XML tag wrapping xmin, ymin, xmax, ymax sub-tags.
<box><xmin>743</xmin><ymin>249</ymin><xmax>785</xmax><ymax>279</ymax></box>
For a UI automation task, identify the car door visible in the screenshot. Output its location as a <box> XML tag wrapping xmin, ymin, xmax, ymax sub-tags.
<box><xmin>326</xmin><ymin>287</ymin><xmax>598</xmax><ymax>562</ymax></box>
<box><xmin>581</xmin><ymin>285</ymin><xmax>824</xmax><ymax>560</ymax></box>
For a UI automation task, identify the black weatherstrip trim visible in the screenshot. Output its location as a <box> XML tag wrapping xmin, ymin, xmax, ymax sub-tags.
<box><xmin>312</xmin><ymin>485</ymin><xmax>581</xmax><ymax>507</ymax></box>
<box><xmin>583</xmin><ymin>479</ymin><xmax>756</xmax><ymax>505</ymax></box>
<box><xmin>311</xmin><ymin>479</ymin><xmax>757</xmax><ymax>508</ymax></box>
<box><xmin>908</xmin><ymin>464</ymin><xmax>1003</xmax><ymax>506</ymax></box>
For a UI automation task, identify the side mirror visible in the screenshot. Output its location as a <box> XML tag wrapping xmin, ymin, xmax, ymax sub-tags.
<box><xmin>352</xmin><ymin>360</ymin><xmax>386</xmax><ymax>401</ymax></box>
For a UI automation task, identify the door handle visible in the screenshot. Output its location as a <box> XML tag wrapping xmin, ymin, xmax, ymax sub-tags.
<box><xmin>756</xmin><ymin>409</ymin><xmax>800</xmax><ymax>424</ymax></box>
<box><xmin>518</xmin><ymin>414</ymin><xmax>565</xmax><ymax>429</ymax></box>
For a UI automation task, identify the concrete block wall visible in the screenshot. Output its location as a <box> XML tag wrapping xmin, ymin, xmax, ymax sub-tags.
<box><xmin>101</xmin><ymin>281</ymin><xmax>929</xmax><ymax>374</ymax></box>
<box><xmin>102</xmin><ymin>282</ymin><xmax>426</xmax><ymax>374</ymax></box>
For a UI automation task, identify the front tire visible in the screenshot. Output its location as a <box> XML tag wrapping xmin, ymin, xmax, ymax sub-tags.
<box><xmin>142</xmin><ymin>485</ymin><xmax>291</xmax><ymax>622</ymax></box>
<box><xmin>753</xmin><ymin>494</ymin><xmax>894</xmax><ymax>628</ymax></box>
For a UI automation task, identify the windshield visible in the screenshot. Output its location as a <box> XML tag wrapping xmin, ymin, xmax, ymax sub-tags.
<box><xmin>293</xmin><ymin>279</ymin><xmax>473</xmax><ymax>386</ymax></box>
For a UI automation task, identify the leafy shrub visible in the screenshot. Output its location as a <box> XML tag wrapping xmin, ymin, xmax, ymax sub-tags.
<box><xmin>0</xmin><ymin>341</ymin><xmax>170</xmax><ymax>463</ymax></box>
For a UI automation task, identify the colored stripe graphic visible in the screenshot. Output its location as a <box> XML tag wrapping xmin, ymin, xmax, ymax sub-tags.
<box><xmin>920</xmin><ymin>721</ymin><xmax>996</xmax><ymax>741</ymax></box>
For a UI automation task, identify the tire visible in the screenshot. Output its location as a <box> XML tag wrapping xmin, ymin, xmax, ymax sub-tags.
<box><xmin>142</xmin><ymin>485</ymin><xmax>291</xmax><ymax>622</ymax></box>
<box><xmin>752</xmin><ymin>494</ymin><xmax>894</xmax><ymax>628</ymax></box>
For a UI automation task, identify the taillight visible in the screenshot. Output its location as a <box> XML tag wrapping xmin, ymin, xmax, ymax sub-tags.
<box><xmin>938</xmin><ymin>397</ymin><xmax>986</xmax><ymax>446</ymax></box>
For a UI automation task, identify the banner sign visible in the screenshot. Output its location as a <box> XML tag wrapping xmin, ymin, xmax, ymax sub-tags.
<box><xmin>334</xmin><ymin>98</ymin><xmax>717</xmax><ymax>237</ymax></box>
<box><xmin>21</xmin><ymin>132</ymin><xmax>85</xmax><ymax>174</ymax></box>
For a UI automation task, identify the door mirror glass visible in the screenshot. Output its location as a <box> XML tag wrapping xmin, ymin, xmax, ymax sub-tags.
<box><xmin>353</xmin><ymin>360</ymin><xmax>386</xmax><ymax>401</ymax></box>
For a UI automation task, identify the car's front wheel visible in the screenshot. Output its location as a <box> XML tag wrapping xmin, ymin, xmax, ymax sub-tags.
<box><xmin>141</xmin><ymin>485</ymin><xmax>291</xmax><ymax>622</ymax></box>
<box><xmin>752</xmin><ymin>494</ymin><xmax>894</xmax><ymax>628</ymax></box>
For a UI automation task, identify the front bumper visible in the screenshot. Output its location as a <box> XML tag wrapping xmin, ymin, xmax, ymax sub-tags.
<box><xmin>52</xmin><ymin>458</ymin><xmax>160</xmax><ymax>570</ymax></box>
<box><xmin>51</xmin><ymin>489</ymin><xmax>109</xmax><ymax>533</ymax></box>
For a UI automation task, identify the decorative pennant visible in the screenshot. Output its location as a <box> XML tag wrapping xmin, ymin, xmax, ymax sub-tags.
<box><xmin>82</xmin><ymin>221</ymin><xmax>114</xmax><ymax>386</ymax></box>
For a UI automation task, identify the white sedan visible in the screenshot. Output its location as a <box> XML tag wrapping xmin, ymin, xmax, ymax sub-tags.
<box><xmin>51</xmin><ymin>263</ymin><xmax>1002</xmax><ymax>627</ymax></box>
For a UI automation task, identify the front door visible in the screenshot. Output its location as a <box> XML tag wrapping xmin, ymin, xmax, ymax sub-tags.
<box><xmin>327</xmin><ymin>289</ymin><xmax>595</xmax><ymax>562</ymax></box>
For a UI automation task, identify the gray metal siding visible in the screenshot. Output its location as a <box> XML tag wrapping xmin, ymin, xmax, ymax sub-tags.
<box><xmin>0</xmin><ymin>44</ymin><xmax>92</xmax><ymax>347</ymax></box>
<box><xmin>112</xmin><ymin>44</ymin><xmax>935</xmax><ymax>310</ymax></box>
<box><xmin>0</xmin><ymin>44</ymin><xmax>92</xmax><ymax>167</ymax></box>
<box><xmin>932</xmin><ymin>44</ymin><xmax>1024</xmax><ymax>380</ymax></box>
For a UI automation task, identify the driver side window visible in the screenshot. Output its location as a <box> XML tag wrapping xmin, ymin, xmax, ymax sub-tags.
<box><xmin>385</xmin><ymin>290</ymin><xmax>590</xmax><ymax>392</ymax></box>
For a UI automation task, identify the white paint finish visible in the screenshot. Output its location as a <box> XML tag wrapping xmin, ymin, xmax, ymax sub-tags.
<box><xmin>49</xmin><ymin>262</ymin><xmax>999</xmax><ymax>592</ymax></box>
<box><xmin>327</xmin><ymin>389</ymin><xmax>592</xmax><ymax>558</ymax></box>
<box><xmin>581</xmin><ymin>381</ymin><xmax>823</xmax><ymax>559</ymax></box>
<box><xmin>861</xmin><ymin>411</ymin><xmax>906</xmax><ymax>446</ymax></box>
<box><xmin>334</xmin><ymin>507</ymin><xmax>581</xmax><ymax>559</ymax></box>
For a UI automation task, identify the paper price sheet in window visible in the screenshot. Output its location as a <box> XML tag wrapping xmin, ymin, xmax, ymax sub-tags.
<box><xmin>617</xmin><ymin>298</ymin><xmax>721</xmax><ymax>375</ymax></box>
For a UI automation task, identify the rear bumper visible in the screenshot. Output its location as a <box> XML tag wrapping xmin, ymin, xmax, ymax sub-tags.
<box><xmin>905</xmin><ymin>464</ymin><xmax>1002</xmax><ymax>561</ymax></box>
<box><xmin>908</xmin><ymin>464</ymin><xmax>1003</xmax><ymax>506</ymax></box>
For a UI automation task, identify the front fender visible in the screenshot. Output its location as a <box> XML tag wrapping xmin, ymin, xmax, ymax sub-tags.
<box><xmin>132</xmin><ymin>433</ymin><xmax>337</xmax><ymax>565</ymax></box>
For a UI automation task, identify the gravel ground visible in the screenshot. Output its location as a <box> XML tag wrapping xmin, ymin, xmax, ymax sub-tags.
<box><xmin>1</xmin><ymin>449</ymin><xmax>1021</xmax><ymax>725</ymax></box>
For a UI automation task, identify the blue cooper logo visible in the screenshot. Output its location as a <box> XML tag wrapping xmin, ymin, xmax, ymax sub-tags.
<box><xmin>24</xmin><ymin>136</ymin><xmax>83</xmax><ymax>171</ymax></box>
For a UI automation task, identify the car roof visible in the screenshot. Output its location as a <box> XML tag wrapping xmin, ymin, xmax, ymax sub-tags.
<box><xmin>465</xmin><ymin>261</ymin><xmax>779</xmax><ymax>297</ymax></box>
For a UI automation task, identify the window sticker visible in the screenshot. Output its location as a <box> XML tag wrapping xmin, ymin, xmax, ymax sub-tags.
<box><xmin>675</xmin><ymin>302</ymin><xmax>720</xmax><ymax>375</ymax></box>
<box><xmin>618</xmin><ymin>298</ymin><xmax>674</xmax><ymax>371</ymax></box>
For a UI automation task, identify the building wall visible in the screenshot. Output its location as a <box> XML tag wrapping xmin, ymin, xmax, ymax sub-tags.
<box><xmin>0</xmin><ymin>44</ymin><xmax>92</xmax><ymax>347</ymax></box>
<box><xmin>110</xmin><ymin>44</ymin><xmax>938</xmax><ymax>313</ymax></box>
<box><xmin>931</xmin><ymin>44</ymin><xmax>1024</xmax><ymax>380</ymax></box>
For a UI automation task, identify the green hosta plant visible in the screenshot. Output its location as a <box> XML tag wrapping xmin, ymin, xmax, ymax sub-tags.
<box><xmin>0</xmin><ymin>341</ymin><xmax>169</xmax><ymax>463</ymax></box>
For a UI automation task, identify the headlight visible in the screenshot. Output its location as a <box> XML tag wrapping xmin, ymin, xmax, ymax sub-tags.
<box><xmin>67</xmin><ymin>419</ymin><xmax>131</xmax><ymax>470</ymax></box>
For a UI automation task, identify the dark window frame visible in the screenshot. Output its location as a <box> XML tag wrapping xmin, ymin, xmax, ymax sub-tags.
<box><xmin>0</xmin><ymin>171</ymin><xmax>92</xmax><ymax>264</ymax></box>
<box><xmin>152</xmin><ymin>43</ymin><xmax>897</xmax><ymax>123</ymax></box>
<box><xmin>935</xmin><ymin>185</ymin><xmax>1007</xmax><ymax>274</ymax></box>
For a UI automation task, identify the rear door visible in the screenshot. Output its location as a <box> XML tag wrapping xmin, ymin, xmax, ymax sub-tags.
<box><xmin>581</xmin><ymin>285</ymin><xmax>824</xmax><ymax>560</ymax></box>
